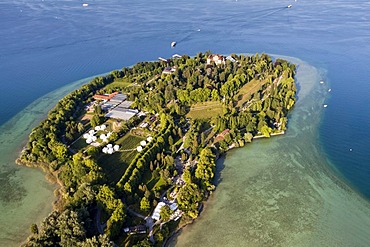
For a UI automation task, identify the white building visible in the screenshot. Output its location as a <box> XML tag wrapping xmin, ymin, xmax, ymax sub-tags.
<box><xmin>207</xmin><ymin>54</ymin><xmax>226</xmax><ymax>65</ymax></box>
<box><xmin>152</xmin><ymin>202</ymin><xmax>166</xmax><ymax>221</ymax></box>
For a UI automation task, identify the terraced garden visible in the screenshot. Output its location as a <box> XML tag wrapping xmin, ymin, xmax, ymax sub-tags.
<box><xmin>186</xmin><ymin>101</ymin><xmax>223</xmax><ymax>119</ymax></box>
<box><xmin>97</xmin><ymin>133</ymin><xmax>145</xmax><ymax>183</ymax></box>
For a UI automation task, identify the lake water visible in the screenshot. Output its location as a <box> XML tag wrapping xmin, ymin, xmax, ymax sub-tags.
<box><xmin>1</xmin><ymin>0</ymin><xmax>370</xmax><ymax>246</ymax></box>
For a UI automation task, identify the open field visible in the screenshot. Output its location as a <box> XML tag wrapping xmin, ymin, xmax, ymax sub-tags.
<box><xmin>70</xmin><ymin>137</ymin><xmax>88</xmax><ymax>151</ymax></box>
<box><xmin>104</xmin><ymin>78</ymin><xmax>133</xmax><ymax>92</ymax></box>
<box><xmin>97</xmin><ymin>152</ymin><xmax>129</xmax><ymax>184</ymax></box>
<box><xmin>117</xmin><ymin>133</ymin><xmax>145</xmax><ymax>162</ymax></box>
<box><xmin>187</xmin><ymin>101</ymin><xmax>223</xmax><ymax>119</ymax></box>
<box><xmin>97</xmin><ymin>133</ymin><xmax>145</xmax><ymax>183</ymax></box>
<box><xmin>235</xmin><ymin>78</ymin><xmax>269</xmax><ymax>108</ymax></box>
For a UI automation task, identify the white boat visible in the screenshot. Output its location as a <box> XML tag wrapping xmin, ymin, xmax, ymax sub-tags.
<box><xmin>320</xmin><ymin>80</ymin><xmax>324</xmax><ymax>84</ymax></box>
<box><xmin>82</xmin><ymin>3</ymin><xmax>89</xmax><ymax>7</ymax></box>
<box><xmin>171</xmin><ymin>41</ymin><xmax>177</xmax><ymax>48</ymax></box>
<box><xmin>323</xmin><ymin>104</ymin><xmax>328</xmax><ymax>108</ymax></box>
<box><xmin>172</xmin><ymin>54</ymin><xmax>182</xmax><ymax>58</ymax></box>
<box><xmin>287</xmin><ymin>5</ymin><xmax>292</xmax><ymax>8</ymax></box>
<box><xmin>158</xmin><ymin>57</ymin><xmax>168</xmax><ymax>62</ymax></box>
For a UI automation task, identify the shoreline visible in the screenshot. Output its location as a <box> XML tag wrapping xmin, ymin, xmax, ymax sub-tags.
<box><xmin>9</xmin><ymin>54</ymin><xmax>370</xmax><ymax>246</ymax></box>
<box><xmin>15</xmin><ymin>52</ymin><xmax>297</xmax><ymax>245</ymax></box>
<box><xmin>164</xmin><ymin>153</ymin><xmax>226</xmax><ymax>247</ymax></box>
<box><xmin>170</xmin><ymin>56</ymin><xmax>370</xmax><ymax>247</ymax></box>
<box><xmin>15</xmin><ymin>159</ymin><xmax>65</xmax><ymax>212</ymax></box>
<box><xmin>0</xmin><ymin>74</ymin><xmax>110</xmax><ymax>246</ymax></box>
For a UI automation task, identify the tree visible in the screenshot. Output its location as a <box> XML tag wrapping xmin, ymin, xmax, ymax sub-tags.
<box><xmin>244</xmin><ymin>132</ymin><xmax>253</xmax><ymax>143</ymax></box>
<box><xmin>140</xmin><ymin>197</ymin><xmax>151</xmax><ymax>213</ymax></box>
<box><xmin>50</xmin><ymin>141</ymin><xmax>68</xmax><ymax>162</ymax></box>
<box><xmin>260</xmin><ymin>125</ymin><xmax>271</xmax><ymax>137</ymax></box>
<box><xmin>87</xmin><ymin>146</ymin><xmax>99</xmax><ymax>157</ymax></box>
<box><xmin>95</xmin><ymin>105</ymin><xmax>103</xmax><ymax>115</ymax></box>
<box><xmin>80</xmin><ymin>234</ymin><xmax>114</xmax><ymax>247</ymax></box>
<box><xmin>77</xmin><ymin>122</ymin><xmax>85</xmax><ymax>133</ymax></box>
<box><xmin>124</xmin><ymin>182</ymin><xmax>132</xmax><ymax>193</ymax></box>
<box><xmin>56</xmin><ymin>210</ymin><xmax>86</xmax><ymax>246</ymax></box>
<box><xmin>30</xmin><ymin>223</ymin><xmax>38</xmax><ymax>235</ymax></box>
<box><xmin>195</xmin><ymin>148</ymin><xmax>216</xmax><ymax>191</ymax></box>
<box><xmin>183</xmin><ymin>168</ymin><xmax>192</xmax><ymax>184</ymax></box>
<box><xmin>108</xmin><ymin>132</ymin><xmax>119</xmax><ymax>142</ymax></box>
<box><xmin>106</xmin><ymin>202</ymin><xmax>125</xmax><ymax>238</ymax></box>
<box><xmin>168</xmin><ymin>135</ymin><xmax>174</xmax><ymax>146</ymax></box>
<box><xmin>177</xmin><ymin>183</ymin><xmax>202</xmax><ymax>218</ymax></box>
<box><xmin>90</xmin><ymin>115</ymin><xmax>101</xmax><ymax>128</ymax></box>
<box><xmin>133</xmin><ymin>239</ymin><xmax>152</xmax><ymax>247</ymax></box>
<box><xmin>159</xmin><ymin>205</ymin><xmax>172</xmax><ymax>222</ymax></box>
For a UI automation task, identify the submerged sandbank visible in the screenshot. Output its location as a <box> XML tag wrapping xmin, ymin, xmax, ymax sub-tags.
<box><xmin>170</xmin><ymin>57</ymin><xmax>370</xmax><ymax>247</ymax></box>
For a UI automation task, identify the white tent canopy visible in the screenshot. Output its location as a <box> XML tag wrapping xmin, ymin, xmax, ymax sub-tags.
<box><xmin>140</xmin><ymin>140</ymin><xmax>147</xmax><ymax>147</ymax></box>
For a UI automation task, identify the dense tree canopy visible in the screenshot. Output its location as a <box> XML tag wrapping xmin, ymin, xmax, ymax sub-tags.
<box><xmin>20</xmin><ymin>52</ymin><xmax>296</xmax><ymax>246</ymax></box>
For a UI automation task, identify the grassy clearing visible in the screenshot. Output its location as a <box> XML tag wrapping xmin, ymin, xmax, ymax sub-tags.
<box><xmin>97</xmin><ymin>133</ymin><xmax>145</xmax><ymax>183</ymax></box>
<box><xmin>71</xmin><ymin>122</ymin><xmax>114</xmax><ymax>152</ymax></box>
<box><xmin>104</xmin><ymin>78</ymin><xmax>133</xmax><ymax>92</ymax></box>
<box><xmin>235</xmin><ymin>78</ymin><xmax>268</xmax><ymax>108</ymax></box>
<box><xmin>147</xmin><ymin>176</ymin><xmax>159</xmax><ymax>191</ymax></box>
<box><xmin>153</xmin><ymin>177</ymin><xmax>167</xmax><ymax>191</ymax></box>
<box><xmin>117</xmin><ymin>133</ymin><xmax>146</xmax><ymax>162</ymax></box>
<box><xmin>187</xmin><ymin>101</ymin><xmax>223</xmax><ymax>119</ymax></box>
<box><xmin>97</xmin><ymin>152</ymin><xmax>129</xmax><ymax>184</ymax></box>
<box><xmin>70</xmin><ymin>137</ymin><xmax>88</xmax><ymax>151</ymax></box>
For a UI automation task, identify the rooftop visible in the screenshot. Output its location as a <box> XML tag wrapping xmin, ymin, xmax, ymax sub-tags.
<box><xmin>105</xmin><ymin>108</ymin><xmax>138</xmax><ymax>121</ymax></box>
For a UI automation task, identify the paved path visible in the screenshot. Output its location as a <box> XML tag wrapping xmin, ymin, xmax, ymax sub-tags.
<box><xmin>126</xmin><ymin>207</ymin><xmax>157</xmax><ymax>243</ymax></box>
<box><xmin>127</xmin><ymin>207</ymin><xmax>145</xmax><ymax>219</ymax></box>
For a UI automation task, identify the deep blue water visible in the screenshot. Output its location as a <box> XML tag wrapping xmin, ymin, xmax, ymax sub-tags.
<box><xmin>0</xmin><ymin>0</ymin><xmax>370</xmax><ymax>245</ymax></box>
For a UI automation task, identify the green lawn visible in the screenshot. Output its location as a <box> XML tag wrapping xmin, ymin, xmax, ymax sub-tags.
<box><xmin>70</xmin><ymin>137</ymin><xmax>88</xmax><ymax>151</ymax></box>
<box><xmin>70</xmin><ymin>122</ymin><xmax>114</xmax><ymax>153</ymax></box>
<box><xmin>146</xmin><ymin>176</ymin><xmax>159</xmax><ymax>191</ymax></box>
<box><xmin>97</xmin><ymin>152</ymin><xmax>129</xmax><ymax>184</ymax></box>
<box><xmin>186</xmin><ymin>101</ymin><xmax>223</xmax><ymax>119</ymax></box>
<box><xmin>235</xmin><ymin>77</ymin><xmax>270</xmax><ymax>108</ymax></box>
<box><xmin>104</xmin><ymin>78</ymin><xmax>133</xmax><ymax>92</ymax></box>
<box><xmin>117</xmin><ymin>133</ymin><xmax>146</xmax><ymax>163</ymax></box>
<box><xmin>97</xmin><ymin>133</ymin><xmax>145</xmax><ymax>184</ymax></box>
<box><xmin>153</xmin><ymin>177</ymin><xmax>167</xmax><ymax>191</ymax></box>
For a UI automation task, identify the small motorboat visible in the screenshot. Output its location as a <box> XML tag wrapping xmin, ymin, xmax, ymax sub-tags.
<box><xmin>82</xmin><ymin>3</ymin><xmax>89</xmax><ymax>7</ymax></box>
<box><xmin>287</xmin><ymin>5</ymin><xmax>292</xmax><ymax>8</ymax></box>
<box><xmin>171</xmin><ymin>41</ymin><xmax>177</xmax><ymax>48</ymax></box>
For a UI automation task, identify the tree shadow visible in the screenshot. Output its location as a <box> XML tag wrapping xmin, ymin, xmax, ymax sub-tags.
<box><xmin>213</xmin><ymin>153</ymin><xmax>226</xmax><ymax>186</ymax></box>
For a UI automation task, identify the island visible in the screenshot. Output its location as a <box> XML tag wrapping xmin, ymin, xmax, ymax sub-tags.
<box><xmin>17</xmin><ymin>52</ymin><xmax>296</xmax><ymax>246</ymax></box>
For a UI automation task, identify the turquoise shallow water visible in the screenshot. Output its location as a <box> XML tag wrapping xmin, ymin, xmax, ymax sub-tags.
<box><xmin>0</xmin><ymin>76</ymin><xmax>101</xmax><ymax>245</ymax></box>
<box><xmin>170</xmin><ymin>58</ymin><xmax>370</xmax><ymax>247</ymax></box>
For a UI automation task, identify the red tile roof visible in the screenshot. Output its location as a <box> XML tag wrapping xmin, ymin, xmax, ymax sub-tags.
<box><xmin>93</xmin><ymin>92</ymin><xmax>118</xmax><ymax>101</ymax></box>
